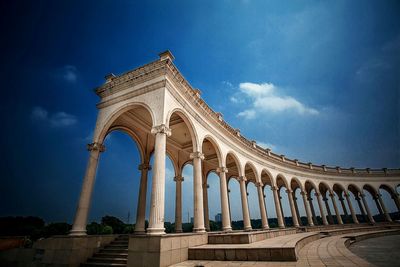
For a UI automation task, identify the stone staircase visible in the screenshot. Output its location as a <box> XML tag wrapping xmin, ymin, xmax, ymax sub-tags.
<box><xmin>81</xmin><ymin>235</ymin><xmax>129</xmax><ymax>267</ymax></box>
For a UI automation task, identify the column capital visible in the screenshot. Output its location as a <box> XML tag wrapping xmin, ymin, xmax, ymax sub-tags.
<box><xmin>151</xmin><ymin>124</ymin><xmax>171</xmax><ymax>136</ymax></box>
<box><xmin>300</xmin><ymin>191</ymin><xmax>308</xmax><ymax>196</ymax></box>
<box><xmin>87</xmin><ymin>142</ymin><xmax>105</xmax><ymax>152</ymax></box>
<box><xmin>138</xmin><ymin>163</ymin><xmax>152</xmax><ymax>171</ymax></box>
<box><xmin>174</xmin><ymin>175</ymin><xmax>184</xmax><ymax>182</ymax></box>
<box><xmin>190</xmin><ymin>151</ymin><xmax>205</xmax><ymax>160</ymax></box>
<box><xmin>216</xmin><ymin>166</ymin><xmax>228</xmax><ymax>173</ymax></box>
<box><xmin>286</xmin><ymin>189</ymin><xmax>293</xmax><ymax>194</ymax></box>
<box><xmin>271</xmin><ymin>186</ymin><xmax>278</xmax><ymax>191</ymax></box>
<box><xmin>238</xmin><ymin>176</ymin><xmax>247</xmax><ymax>182</ymax></box>
<box><xmin>255</xmin><ymin>181</ymin><xmax>263</xmax><ymax>188</ymax></box>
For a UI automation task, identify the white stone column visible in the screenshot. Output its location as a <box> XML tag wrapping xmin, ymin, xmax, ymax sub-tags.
<box><xmin>307</xmin><ymin>195</ymin><xmax>317</xmax><ymax>225</ymax></box>
<box><xmin>293</xmin><ymin>193</ymin><xmax>302</xmax><ymax>226</ymax></box>
<box><xmin>272</xmin><ymin>186</ymin><xmax>285</xmax><ymax>228</ymax></box>
<box><xmin>174</xmin><ymin>175</ymin><xmax>184</xmax><ymax>233</ymax></box>
<box><xmin>147</xmin><ymin>124</ymin><xmax>171</xmax><ymax>235</ymax></box>
<box><xmin>239</xmin><ymin>176</ymin><xmax>252</xmax><ymax>231</ymax></box>
<box><xmin>217</xmin><ymin>167</ymin><xmax>232</xmax><ymax>232</ymax></box>
<box><xmin>134</xmin><ymin>163</ymin><xmax>151</xmax><ymax>234</ymax></box>
<box><xmin>301</xmin><ymin>191</ymin><xmax>314</xmax><ymax>226</ymax></box>
<box><xmin>315</xmin><ymin>192</ymin><xmax>328</xmax><ymax>225</ymax></box>
<box><xmin>330</xmin><ymin>193</ymin><xmax>343</xmax><ymax>224</ymax></box>
<box><xmin>287</xmin><ymin>189</ymin><xmax>299</xmax><ymax>227</ymax></box>
<box><xmin>344</xmin><ymin>192</ymin><xmax>359</xmax><ymax>224</ymax></box>
<box><xmin>323</xmin><ymin>196</ymin><xmax>334</xmax><ymax>224</ymax></box>
<box><xmin>355</xmin><ymin>195</ymin><xmax>367</xmax><ymax>222</ymax></box>
<box><xmin>339</xmin><ymin>197</ymin><xmax>348</xmax><ymax>216</ymax></box>
<box><xmin>361</xmin><ymin>193</ymin><xmax>375</xmax><ymax>223</ymax></box>
<box><xmin>70</xmin><ymin>142</ymin><xmax>105</xmax><ymax>236</ymax></box>
<box><xmin>256</xmin><ymin>182</ymin><xmax>269</xmax><ymax>229</ymax></box>
<box><xmin>203</xmin><ymin>180</ymin><xmax>210</xmax><ymax>231</ymax></box>
<box><xmin>377</xmin><ymin>193</ymin><xmax>392</xmax><ymax>222</ymax></box>
<box><xmin>191</xmin><ymin>152</ymin><xmax>206</xmax><ymax>233</ymax></box>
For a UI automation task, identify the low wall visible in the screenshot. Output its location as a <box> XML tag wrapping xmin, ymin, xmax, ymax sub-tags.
<box><xmin>208</xmin><ymin>228</ymin><xmax>297</xmax><ymax>244</ymax></box>
<box><xmin>0</xmin><ymin>235</ymin><xmax>117</xmax><ymax>267</ymax></box>
<box><xmin>127</xmin><ymin>233</ymin><xmax>208</xmax><ymax>267</ymax></box>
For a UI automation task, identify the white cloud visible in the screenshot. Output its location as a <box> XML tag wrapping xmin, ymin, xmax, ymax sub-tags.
<box><xmin>31</xmin><ymin>106</ymin><xmax>77</xmax><ymax>127</ymax></box>
<box><xmin>236</xmin><ymin>82</ymin><xmax>319</xmax><ymax>119</ymax></box>
<box><xmin>62</xmin><ymin>65</ymin><xmax>78</xmax><ymax>83</ymax></box>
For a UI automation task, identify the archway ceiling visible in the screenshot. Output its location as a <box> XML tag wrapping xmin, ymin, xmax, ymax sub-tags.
<box><xmin>168</xmin><ymin>114</ymin><xmax>192</xmax><ymax>151</ymax></box>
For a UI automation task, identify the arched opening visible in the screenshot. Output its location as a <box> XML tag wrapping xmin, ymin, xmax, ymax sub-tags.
<box><xmin>201</xmin><ymin>136</ymin><xmax>223</xmax><ymax>231</ymax></box>
<box><xmin>305</xmin><ymin>180</ymin><xmax>322</xmax><ymax>225</ymax></box>
<box><xmin>166</xmin><ymin>110</ymin><xmax>198</xmax><ymax>233</ymax></box>
<box><xmin>244</xmin><ymin>163</ymin><xmax>260</xmax><ymax>229</ymax></box>
<box><xmin>261</xmin><ymin>170</ymin><xmax>275</xmax><ymax>227</ymax></box>
<box><xmin>363</xmin><ymin>184</ymin><xmax>381</xmax><ymax>222</ymax></box>
<box><xmin>319</xmin><ymin>182</ymin><xmax>335</xmax><ymax>224</ymax></box>
<box><xmin>290</xmin><ymin>178</ymin><xmax>306</xmax><ymax>226</ymax></box>
<box><xmin>87</xmin><ymin>104</ymin><xmax>154</xmax><ymax>235</ymax></box>
<box><xmin>226</xmin><ymin>152</ymin><xmax>242</xmax><ymax>230</ymax></box>
<box><xmin>379</xmin><ymin>184</ymin><xmax>398</xmax><ymax>221</ymax></box>
<box><xmin>276</xmin><ymin>175</ymin><xmax>291</xmax><ymax>226</ymax></box>
<box><xmin>348</xmin><ymin>184</ymin><xmax>366</xmax><ymax>223</ymax></box>
<box><xmin>333</xmin><ymin>184</ymin><xmax>349</xmax><ymax>223</ymax></box>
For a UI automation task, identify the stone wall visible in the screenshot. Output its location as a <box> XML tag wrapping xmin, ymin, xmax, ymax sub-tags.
<box><xmin>128</xmin><ymin>233</ymin><xmax>208</xmax><ymax>267</ymax></box>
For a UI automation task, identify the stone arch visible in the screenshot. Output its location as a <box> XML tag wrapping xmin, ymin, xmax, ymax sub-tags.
<box><xmin>290</xmin><ymin>177</ymin><xmax>304</xmax><ymax>192</ymax></box>
<box><xmin>107</xmin><ymin>125</ymin><xmax>146</xmax><ymax>162</ymax></box>
<box><xmin>225</xmin><ymin>151</ymin><xmax>243</xmax><ymax>179</ymax></box>
<box><xmin>363</xmin><ymin>184</ymin><xmax>378</xmax><ymax>196</ymax></box>
<box><xmin>244</xmin><ymin>162</ymin><xmax>259</xmax><ymax>183</ymax></box>
<box><xmin>261</xmin><ymin>169</ymin><xmax>275</xmax><ymax>186</ymax></box>
<box><xmin>276</xmin><ymin>174</ymin><xmax>290</xmax><ymax>189</ymax></box>
<box><xmin>319</xmin><ymin>182</ymin><xmax>332</xmax><ymax>195</ymax></box>
<box><xmin>201</xmin><ymin>135</ymin><xmax>223</xmax><ymax>170</ymax></box>
<box><xmin>305</xmin><ymin>180</ymin><xmax>319</xmax><ymax>194</ymax></box>
<box><xmin>165</xmin><ymin>108</ymin><xmax>199</xmax><ymax>152</ymax></box>
<box><xmin>333</xmin><ymin>183</ymin><xmax>346</xmax><ymax>194</ymax></box>
<box><xmin>348</xmin><ymin>184</ymin><xmax>362</xmax><ymax>195</ymax></box>
<box><xmin>98</xmin><ymin>102</ymin><xmax>155</xmax><ymax>143</ymax></box>
<box><xmin>379</xmin><ymin>184</ymin><xmax>396</xmax><ymax>197</ymax></box>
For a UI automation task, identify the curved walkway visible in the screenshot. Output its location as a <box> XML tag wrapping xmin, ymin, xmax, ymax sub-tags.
<box><xmin>171</xmin><ymin>229</ymin><xmax>400</xmax><ymax>267</ymax></box>
<box><xmin>349</xmin><ymin>235</ymin><xmax>400</xmax><ymax>267</ymax></box>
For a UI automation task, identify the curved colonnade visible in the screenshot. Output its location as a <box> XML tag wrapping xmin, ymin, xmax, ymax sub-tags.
<box><xmin>70</xmin><ymin>51</ymin><xmax>400</xmax><ymax>236</ymax></box>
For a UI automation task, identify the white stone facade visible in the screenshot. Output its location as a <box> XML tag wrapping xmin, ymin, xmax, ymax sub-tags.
<box><xmin>70</xmin><ymin>50</ymin><xmax>400</xmax><ymax>236</ymax></box>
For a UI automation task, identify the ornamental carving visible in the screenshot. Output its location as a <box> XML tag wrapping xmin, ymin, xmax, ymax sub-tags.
<box><xmin>173</xmin><ymin>175</ymin><xmax>184</xmax><ymax>182</ymax></box>
<box><xmin>216</xmin><ymin>167</ymin><xmax>228</xmax><ymax>174</ymax></box>
<box><xmin>138</xmin><ymin>163</ymin><xmax>152</xmax><ymax>171</ymax></box>
<box><xmin>151</xmin><ymin>124</ymin><xmax>172</xmax><ymax>136</ymax></box>
<box><xmin>190</xmin><ymin>151</ymin><xmax>205</xmax><ymax>160</ymax></box>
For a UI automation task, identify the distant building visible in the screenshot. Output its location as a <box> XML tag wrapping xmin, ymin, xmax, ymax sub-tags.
<box><xmin>215</xmin><ymin>213</ymin><xmax>222</xmax><ymax>222</ymax></box>
<box><xmin>190</xmin><ymin>217</ymin><xmax>194</xmax><ymax>224</ymax></box>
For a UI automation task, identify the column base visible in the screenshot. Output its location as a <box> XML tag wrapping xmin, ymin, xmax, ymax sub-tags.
<box><xmin>262</xmin><ymin>225</ymin><xmax>270</xmax><ymax>230</ymax></box>
<box><xmin>244</xmin><ymin>227</ymin><xmax>252</xmax><ymax>231</ymax></box>
<box><xmin>146</xmin><ymin>227</ymin><xmax>165</xmax><ymax>235</ymax></box>
<box><xmin>293</xmin><ymin>224</ymin><xmax>300</xmax><ymax>228</ymax></box>
<box><xmin>69</xmin><ymin>229</ymin><xmax>87</xmax><ymax>236</ymax></box>
<box><xmin>175</xmin><ymin>229</ymin><xmax>183</xmax><ymax>233</ymax></box>
<box><xmin>193</xmin><ymin>227</ymin><xmax>206</xmax><ymax>233</ymax></box>
<box><xmin>133</xmin><ymin>229</ymin><xmax>146</xmax><ymax>235</ymax></box>
<box><xmin>222</xmin><ymin>227</ymin><xmax>232</xmax><ymax>232</ymax></box>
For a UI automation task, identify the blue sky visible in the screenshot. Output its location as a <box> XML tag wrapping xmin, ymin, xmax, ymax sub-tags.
<box><xmin>0</xmin><ymin>0</ymin><xmax>399</xmax><ymax>224</ymax></box>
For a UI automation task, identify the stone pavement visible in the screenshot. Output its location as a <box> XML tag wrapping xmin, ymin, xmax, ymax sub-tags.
<box><xmin>349</xmin><ymin>235</ymin><xmax>400</xmax><ymax>267</ymax></box>
<box><xmin>170</xmin><ymin>231</ymin><xmax>388</xmax><ymax>267</ymax></box>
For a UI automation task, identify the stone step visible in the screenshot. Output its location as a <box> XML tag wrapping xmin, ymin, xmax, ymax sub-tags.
<box><xmin>105</xmin><ymin>244</ymin><xmax>128</xmax><ymax>249</ymax></box>
<box><xmin>88</xmin><ymin>257</ymin><xmax>127</xmax><ymax>264</ymax></box>
<box><xmin>81</xmin><ymin>263</ymin><xmax>126</xmax><ymax>267</ymax></box>
<box><xmin>93</xmin><ymin>253</ymin><xmax>128</xmax><ymax>259</ymax></box>
<box><xmin>100</xmin><ymin>248</ymin><xmax>128</xmax><ymax>254</ymax></box>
